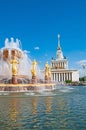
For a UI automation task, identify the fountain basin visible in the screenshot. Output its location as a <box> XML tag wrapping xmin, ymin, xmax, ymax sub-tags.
<box><xmin>0</xmin><ymin>83</ymin><xmax>56</xmax><ymax>92</ymax></box>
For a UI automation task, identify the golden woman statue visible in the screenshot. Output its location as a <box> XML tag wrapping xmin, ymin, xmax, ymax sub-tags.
<box><xmin>45</xmin><ymin>62</ymin><xmax>49</xmax><ymax>77</ymax></box>
<box><xmin>31</xmin><ymin>60</ymin><xmax>37</xmax><ymax>77</ymax></box>
<box><xmin>11</xmin><ymin>56</ymin><xmax>19</xmax><ymax>76</ymax></box>
<box><xmin>48</xmin><ymin>67</ymin><xmax>51</xmax><ymax>77</ymax></box>
<box><xmin>45</xmin><ymin>62</ymin><xmax>51</xmax><ymax>78</ymax></box>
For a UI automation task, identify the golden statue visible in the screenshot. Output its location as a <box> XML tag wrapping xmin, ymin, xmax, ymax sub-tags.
<box><xmin>31</xmin><ymin>60</ymin><xmax>37</xmax><ymax>77</ymax></box>
<box><xmin>48</xmin><ymin>67</ymin><xmax>51</xmax><ymax>77</ymax></box>
<box><xmin>45</xmin><ymin>62</ymin><xmax>51</xmax><ymax>78</ymax></box>
<box><xmin>45</xmin><ymin>62</ymin><xmax>49</xmax><ymax>77</ymax></box>
<box><xmin>11</xmin><ymin>56</ymin><xmax>19</xmax><ymax>76</ymax></box>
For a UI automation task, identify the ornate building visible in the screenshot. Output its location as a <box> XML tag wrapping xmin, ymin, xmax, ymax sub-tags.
<box><xmin>51</xmin><ymin>34</ymin><xmax>79</xmax><ymax>82</ymax></box>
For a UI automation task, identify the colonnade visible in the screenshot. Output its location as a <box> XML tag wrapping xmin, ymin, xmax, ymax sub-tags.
<box><xmin>52</xmin><ymin>72</ymin><xmax>72</xmax><ymax>82</ymax></box>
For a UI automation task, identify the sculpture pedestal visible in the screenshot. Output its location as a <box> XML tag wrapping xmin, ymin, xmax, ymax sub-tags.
<box><xmin>32</xmin><ymin>76</ymin><xmax>37</xmax><ymax>84</ymax></box>
<box><xmin>12</xmin><ymin>75</ymin><xmax>18</xmax><ymax>84</ymax></box>
<box><xmin>45</xmin><ymin>76</ymin><xmax>51</xmax><ymax>83</ymax></box>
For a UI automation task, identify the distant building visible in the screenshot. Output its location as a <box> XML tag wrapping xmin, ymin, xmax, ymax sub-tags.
<box><xmin>51</xmin><ymin>34</ymin><xmax>79</xmax><ymax>82</ymax></box>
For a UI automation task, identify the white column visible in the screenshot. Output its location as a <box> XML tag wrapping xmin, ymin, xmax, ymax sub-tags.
<box><xmin>65</xmin><ymin>73</ymin><xmax>66</xmax><ymax>80</ymax></box>
<box><xmin>58</xmin><ymin>73</ymin><xmax>60</xmax><ymax>81</ymax></box>
<box><xmin>56</xmin><ymin>73</ymin><xmax>58</xmax><ymax>82</ymax></box>
<box><xmin>61</xmin><ymin>73</ymin><xmax>63</xmax><ymax>82</ymax></box>
<box><xmin>68</xmin><ymin>73</ymin><xmax>69</xmax><ymax>80</ymax></box>
<box><xmin>54</xmin><ymin>73</ymin><xmax>56</xmax><ymax>81</ymax></box>
<box><xmin>66</xmin><ymin>73</ymin><xmax>68</xmax><ymax>80</ymax></box>
<box><xmin>63</xmin><ymin>73</ymin><xmax>64</xmax><ymax>81</ymax></box>
<box><xmin>63</xmin><ymin>73</ymin><xmax>65</xmax><ymax>81</ymax></box>
<box><xmin>60</xmin><ymin>73</ymin><xmax>61</xmax><ymax>82</ymax></box>
<box><xmin>59</xmin><ymin>73</ymin><xmax>61</xmax><ymax>82</ymax></box>
<box><xmin>69</xmin><ymin>73</ymin><xmax>70</xmax><ymax>80</ymax></box>
<box><xmin>55</xmin><ymin>73</ymin><xmax>56</xmax><ymax>81</ymax></box>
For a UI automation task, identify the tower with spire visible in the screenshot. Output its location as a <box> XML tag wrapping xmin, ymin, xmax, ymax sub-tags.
<box><xmin>51</xmin><ymin>34</ymin><xmax>68</xmax><ymax>70</ymax></box>
<box><xmin>50</xmin><ymin>34</ymin><xmax>79</xmax><ymax>83</ymax></box>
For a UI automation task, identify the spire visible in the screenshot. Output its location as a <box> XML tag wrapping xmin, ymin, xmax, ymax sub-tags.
<box><xmin>57</xmin><ymin>34</ymin><xmax>61</xmax><ymax>50</ymax></box>
<box><xmin>56</xmin><ymin>34</ymin><xmax>64</xmax><ymax>59</ymax></box>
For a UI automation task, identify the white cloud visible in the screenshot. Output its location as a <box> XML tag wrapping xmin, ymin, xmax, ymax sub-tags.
<box><xmin>76</xmin><ymin>60</ymin><xmax>86</xmax><ymax>77</ymax></box>
<box><xmin>24</xmin><ymin>50</ymin><xmax>30</xmax><ymax>53</ymax></box>
<box><xmin>79</xmin><ymin>68</ymin><xmax>86</xmax><ymax>77</ymax></box>
<box><xmin>34</xmin><ymin>46</ymin><xmax>40</xmax><ymax>50</ymax></box>
<box><xmin>77</xmin><ymin>60</ymin><xmax>86</xmax><ymax>65</ymax></box>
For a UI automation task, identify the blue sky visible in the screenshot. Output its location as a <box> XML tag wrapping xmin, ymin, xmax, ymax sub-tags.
<box><xmin>0</xmin><ymin>0</ymin><xmax>86</xmax><ymax>72</ymax></box>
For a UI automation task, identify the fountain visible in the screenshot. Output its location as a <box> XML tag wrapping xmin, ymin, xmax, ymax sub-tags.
<box><xmin>0</xmin><ymin>38</ymin><xmax>55</xmax><ymax>92</ymax></box>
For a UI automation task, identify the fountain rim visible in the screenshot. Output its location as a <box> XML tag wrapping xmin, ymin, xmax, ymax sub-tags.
<box><xmin>0</xmin><ymin>83</ymin><xmax>55</xmax><ymax>87</ymax></box>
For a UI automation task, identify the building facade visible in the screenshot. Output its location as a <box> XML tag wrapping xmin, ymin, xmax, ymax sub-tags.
<box><xmin>51</xmin><ymin>34</ymin><xmax>79</xmax><ymax>82</ymax></box>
